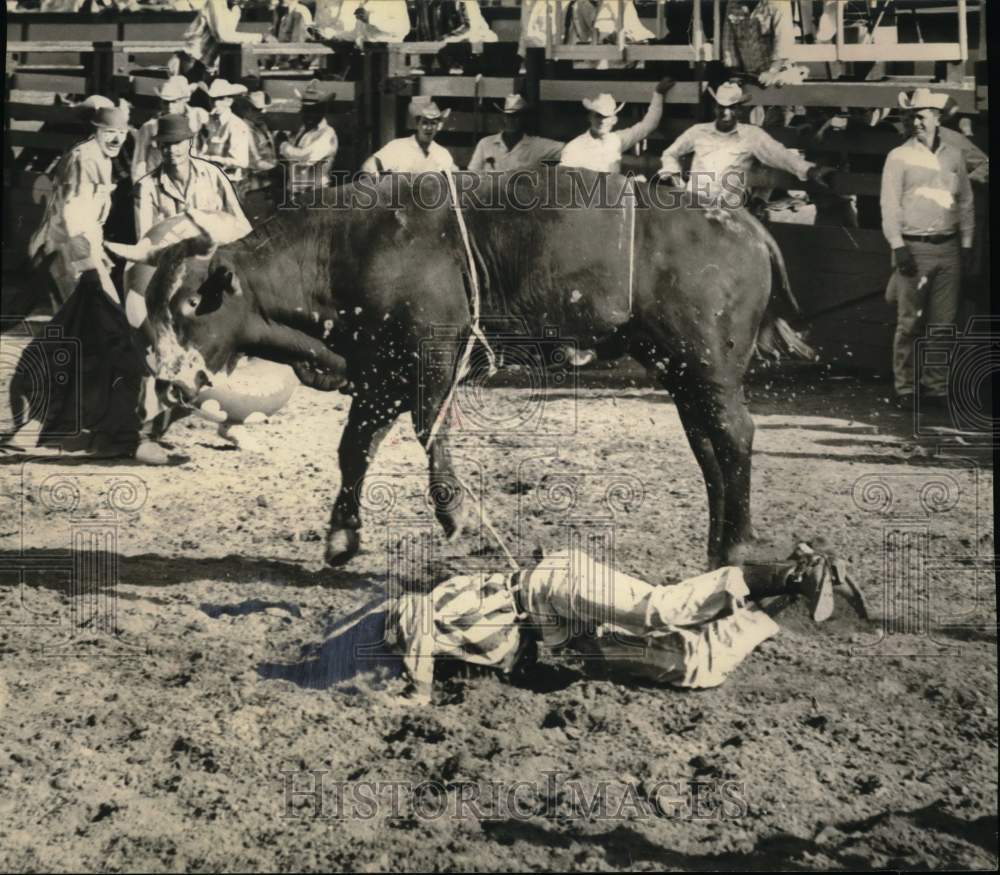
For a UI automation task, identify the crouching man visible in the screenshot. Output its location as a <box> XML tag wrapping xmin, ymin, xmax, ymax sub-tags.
<box><xmin>316</xmin><ymin>542</ymin><xmax>869</xmax><ymax>703</ymax></box>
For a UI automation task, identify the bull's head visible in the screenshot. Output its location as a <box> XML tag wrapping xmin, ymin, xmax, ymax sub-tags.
<box><xmin>108</xmin><ymin>211</ymin><xmax>348</xmax><ymax>406</ymax></box>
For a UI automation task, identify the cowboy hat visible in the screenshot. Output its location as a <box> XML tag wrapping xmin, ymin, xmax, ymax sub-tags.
<box><xmin>157</xmin><ymin>75</ymin><xmax>193</xmax><ymax>102</ymax></box>
<box><xmin>91</xmin><ymin>105</ymin><xmax>129</xmax><ymax>131</ymax></box>
<box><xmin>154</xmin><ymin>113</ymin><xmax>194</xmax><ymax>144</ymax></box>
<box><xmin>80</xmin><ymin>94</ymin><xmax>114</xmax><ymax>111</ymax></box>
<box><xmin>708</xmin><ymin>81</ymin><xmax>751</xmax><ymax>107</ymax></box>
<box><xmin>408</xmin><ymin>96</ymin><xmax>450</xmax><ymax>121</ymax></box>
<box><xmin>206</xmin><ymin>79</ymin><xmax>248</xmax><ymax>100</ymax></box>
<box><xmin>495</xmin><ymin>93</ymin><xmax>529</xmax><ymax>114</ymax></box>
<box><xmin>582</xmin><ymin>93</ymin><xmax>625</xmax><ymax>118</ymax></box>
<box><xmin>298</xmin><ymin>79</ymin><xmax>327</xmax><ymax>106</ymax></box>
<box><xmin>898</xmin><ymin>88</ymin><xmax>949</xmax><ymax>111</ymax></box>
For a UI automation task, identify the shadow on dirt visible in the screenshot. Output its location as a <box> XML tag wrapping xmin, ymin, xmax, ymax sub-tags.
<box><xmin>0</xmin><ymin>549</ymin><xmax>376</xmax><ymax>591</ymax></box>
<box><xmin>481</xmin><ymin>801</ymin><xmax>999</xmax><ymax>870</ymax></box>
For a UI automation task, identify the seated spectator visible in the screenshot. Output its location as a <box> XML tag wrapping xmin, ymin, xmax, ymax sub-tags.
<box><xmin>279</xmin><ymin>80</ymin><xmax>339</xmax><ymax>194</ymax></box>
<box><xmin>277</xmin><ymin>0</ymin><xmax>312</xmax><ymax>40</ymax></box>
<box><xmin>569</xmin><ymin>0</ymin><xmax>655</xmax><ymax>46</ymax></box>
<box><xmin>407</xmin><ymin>1</ymin><xmax>497</xmax><ymax>43</ymax></box>
<box><xmin>313</xmin><ymin>0</ymin><xmax>411</xmax><ymax>44</ymax></box>
<box><xmin>172</xmin><ymin>0</ymin><xmax>272</xmax><ymax>79</ymax></box>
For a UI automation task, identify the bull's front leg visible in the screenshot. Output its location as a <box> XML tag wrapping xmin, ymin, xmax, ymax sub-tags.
<box><xmin>326</xmin><ymin>392</ymin><xmax>403</xmax><ymax>567</ymax></box>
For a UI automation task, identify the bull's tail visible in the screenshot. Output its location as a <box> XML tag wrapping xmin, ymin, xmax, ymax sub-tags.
<box><xmin>742</xmin><ymin>211</ymin><xmax>818</xmax><ymax>363</ymax></box>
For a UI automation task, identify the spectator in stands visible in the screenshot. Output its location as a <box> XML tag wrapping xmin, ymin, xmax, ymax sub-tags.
<box><xmin>133</xmin><ymin>114</ymin><xmax>251</xmax><ymax>240</ymax></box>
<box><xmin>196</xmin><ymin>79</ymin><xmax>258</xmax><ymax>194</ymax></box>
<box><xmin>407</xmin><ymin>1</ymin><xmax>497</xmax><ymax>43</ymax></box>
<box><xmin>278</xmin><ymin>80</ymin><xmax>339</xmax><ymax>194</ymax></box>
<box><xmin>569</xmin><ymin>0</ymin><xmax>655</xmax><ymax>46</ymax></box>
<box><xmin>313</xmin><ymin>0</ymin><xmax>411</xmax><ymax>44</ymax></box>
<box><xmin>131</xmin><ymin>76</ymin><xmax>210</xmax><ymax>182</ymax></box>
<box><xmin>172</xmin><ymin>0</ymin><xmax>273</xmax><ymax>80</ymax></box>
<box><xmin>721</xmin><ymin>0</ymin><xmax>796</xmax><ymax>77</ymax></box>
<box><xmin>657</xmin><ymin>81</ymin><xmax>831</xmax><ymax>207</ymax></box>
<box><xmin>559</xmin><ymin>77</ymin><xmax>673</xmax><ymax>175</ymax></box>
<box><xmin>27</xmin><ymin>103</ymin><xmax>129</xmax><ymax>308</ymax></box>
<box><xmin>277</xmin><ymin>0</ymin><xmax>312</xmax><ymax>40</ymax></box>
<box><xmin>467</xmin><ymin>94</ymin><xmax>563</xmax><ymax>172</ymax></box>
<box><xmin>880</xmin><ymin>88</ymin><xmax>974</xmax><ymax>409</ymax></box>
<box><xmin>361</xmin><ymin>97</ymin><xmax>458</xmax><ymax>173</ymax></box>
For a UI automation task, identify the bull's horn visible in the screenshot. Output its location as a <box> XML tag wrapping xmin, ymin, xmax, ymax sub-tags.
<box><xmin>105</xmin><ymin>239</ymin><xmax>156</xmax><ymax>265</ymax></box>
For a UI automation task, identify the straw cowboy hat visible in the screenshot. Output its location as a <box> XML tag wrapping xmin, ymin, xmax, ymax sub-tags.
<box><xmin>156</xmin><ymin>75</ymin><xmax>193</xmax><ymax>102</ymax></box>
<box><xmin>495</xmin><ymin>94</ymin><xmax>529</xmax><ymax>114</ymax></box>
<box><xmin>582</xmin><ymin>93</ymin><xmax>625</xmax><ymax>118</ymax></box>
<box><xmin>206</xmin><ymin>79</ymin><xmax>248</xmax><ymax>100</ymax></box>
<box><xmin>154</xmin><ymin>113</ymin><xmax>195</xmax><ymax>145</ymax></box>
<box><xmin>898</xmin><ymin>87</ymin><xmax>950</xmax><ymax>111</ymax></box>
<box><xmin>707</xmin><ymin>81</ymin><xmax>752</xmax><ymax>107</ymax></box>
<box><xmin>91</xmin><ymin>105</ymin><xmax>129</xmax><ymax>130</ymax></box>
<box><xmin>408</xmin><ymin>96</ymin><xmax>450</xmax><ymax>121</ymax></box>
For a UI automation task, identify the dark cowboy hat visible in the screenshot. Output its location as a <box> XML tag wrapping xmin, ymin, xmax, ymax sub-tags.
<box><xmin>155</xmin><ymin>113</ymin><xmax>195</xmax><ymax>144</ymax></box>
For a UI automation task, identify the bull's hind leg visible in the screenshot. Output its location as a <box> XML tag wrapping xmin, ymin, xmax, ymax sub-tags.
<box><xmin>326</xmin><ymin>390</ymin><xmax>406</xmax><ymax>567</ymax></box>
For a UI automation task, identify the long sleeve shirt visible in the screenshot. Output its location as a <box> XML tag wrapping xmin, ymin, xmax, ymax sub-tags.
<box><xmin>196</xmin><ymin>110</ymin><xmax>256</xmax><ymax>182</ymax></box>
<box><xmin>659</xmin><ymin>121</ymin><xmax>813</xmax><ymax>201</ymax></box>
<box><xmin>315</xmin><ymin>0</ymin><xmax>411</xmax><ymax>43</ymax></box>
<box><xmin>131</xmin><ymin>105</ymin><xmax>210</xmax><ymax>182</ymax></box>
<box><xmin>183</xmin><ymin>0</ymin><xmax>263</xmax><ymax>70</ymax></box>
<box><xmin>361</xmin><ymin>136</ymin><xmax>458</xmax><ymax>174</ymax></box>
<box><xmin>134</xmin><ymin>156</ymin><xmax>251</xmax><ymax>240</ymax></box>
<box><xmin>559</xmin><ymin>92</ymin><xmax>663</xmax><ymax>174</ymax></box>
<box><xmin>722</xmin><ymin>0</ymin><xmax>796</xmax><ymax>74</ymax></box>
<box><xmin>939</xmin><ymin>126</ymin><xmax>989</xmax><ymax>185</ymax></box>
<box><xmin>880</xmin><ymin>135</ymin><xmax>975</xmax><ymax>250</ymax></box>
<box><xmin>467</xmin><ymin>133</ymin><xmax>564</xmax><ymax>172</ymax></box>
<box><xmin>280</xmin><ymin>119</ymin><xmax>339</xmax><ymax>189</ymax></box>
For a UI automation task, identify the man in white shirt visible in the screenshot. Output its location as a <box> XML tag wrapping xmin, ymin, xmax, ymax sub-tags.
<box><xmin>176</xmin><ymin>0</ymin><xmax>269</xmax><ymax>75</ymax></box>
<box><xmin>658</xmin><ymin>81</ymin><xmax>830</xmax><ymax>207</ymax></box>
<box><xmin>559</xmin><ymin>77</ymin><xmax>674</xmax><ymax>175</ymax></box>
<box><xmin>313</xmin><ymin>0</ymin><xmax>411</xmax><ymax>44</ymax></box>
<box><xmin>880</xmin><ymin>88</ymin><xmax>974</xmax><ymax>406</ymax></box>
<box><xmin>131</xmin><ymin>76</ymin><xmax>210</xmax><ymax>182</ymax></box>
<box><xmin>362</xmin><ymin>97</ymin><xmax>458</xmax><ymax>174</ymax></box>
<box><xmin>196</xmin><ymin>79</ymin><xmax>257</xmax><ymax>190</ymax></box>
<box><xmin>467</xmin><ymin>94</ymin><xmax>563</xmax><ymax>173</ymax></box>
<box><xmin>279</xmin><ymin>79</ymin><xmax>339</xmax><ymax>193</ymax></box>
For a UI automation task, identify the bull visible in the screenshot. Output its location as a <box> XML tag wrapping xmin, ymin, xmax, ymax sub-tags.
<box><xmin>113</xmin><ymin>169</ymin><xmax>813</xmax><ymax>569</ymax></box>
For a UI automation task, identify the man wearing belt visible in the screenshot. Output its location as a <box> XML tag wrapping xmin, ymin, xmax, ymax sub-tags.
<box><xmin>880</xmin><ymin>88</ymin><xmax>975</xmax><ymax>407</ymax></box>
<box><xmin>467</xmin><ymin>94</ymin><xmax>564</xmax><ymax>173</ymax></box>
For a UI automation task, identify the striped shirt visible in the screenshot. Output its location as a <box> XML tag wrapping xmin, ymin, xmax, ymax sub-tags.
<box><xmin>880</xmin><ymin>134</ymin><xmax>975</xmax><ymax>249</ymax></box>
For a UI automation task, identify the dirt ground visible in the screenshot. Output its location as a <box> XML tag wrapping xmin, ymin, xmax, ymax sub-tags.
<box><xmin>0</xmin><ymin>362</ymin><xmax>996</xmax><ymax>872</ymax></box>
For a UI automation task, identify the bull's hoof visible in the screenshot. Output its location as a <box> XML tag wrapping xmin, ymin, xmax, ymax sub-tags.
<box><xmin>325</xmin><ymin>527</ymin><xmax>360</xmax><ymax>567</ymax></box>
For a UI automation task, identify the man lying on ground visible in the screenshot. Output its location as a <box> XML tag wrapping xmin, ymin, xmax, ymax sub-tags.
<box><xmin>309</xmin><ymin>541</ymin><xmax>869</xmax><ymax>704</ymax></box>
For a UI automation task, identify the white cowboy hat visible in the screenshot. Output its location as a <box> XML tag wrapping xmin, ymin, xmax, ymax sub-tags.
<box><xmin>495</xmin><ymin>93</ymin><xmax>529</xmax><ymax>114</ymax></box>
<box><xmin>708</xmin><ymin>81</ymin><xmax>751</xmax><ymax>107</ymax></box>
<box><xmin>206</xmin><ymin>79</ymin><xmax>248</xmax><ymax>100</ymax></box>
<box><xmin>80</xmin><ymin>94</ymin><xmax>114</xmax><ymax>111</ymax></box>
<box><xmin>408</xmin><ymin>96</ymin><xmax>450</xmax><ymax>121</ymax></box>
<box><xmin>156</xmin><ymin>75</ymin><xmax>193</xmax><ymax>102</ymax></box>
<box><xmin>898</xmin><ymin>88</ymin><xmax>949</xmax><ymax>111</ymax></box>
<box><xmin>582</xmin><ymin>93</ymin><xmax>625</xmax><ymax>118</ymax></box>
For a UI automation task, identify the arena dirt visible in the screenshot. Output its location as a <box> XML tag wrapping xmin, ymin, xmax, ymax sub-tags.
<box><xmin>1</xmin><ymin>368</ymin><xmax>996</xmax><ymax>871</ymax></box>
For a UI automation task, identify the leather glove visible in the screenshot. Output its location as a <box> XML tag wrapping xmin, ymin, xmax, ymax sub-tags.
<box><xmin>893</xmin><ymin>245</ymin><xmax>918</xmax><ymax>277</ymax></box>
<box><xmin>960</xmin><ymin>246</ymin><xmax>975</xmax><ymax>276</ymax></box>
<box><xmin>655</xmin><ymin>77</ymin><xmax>676</xmax><ymax>96</ymax></box>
